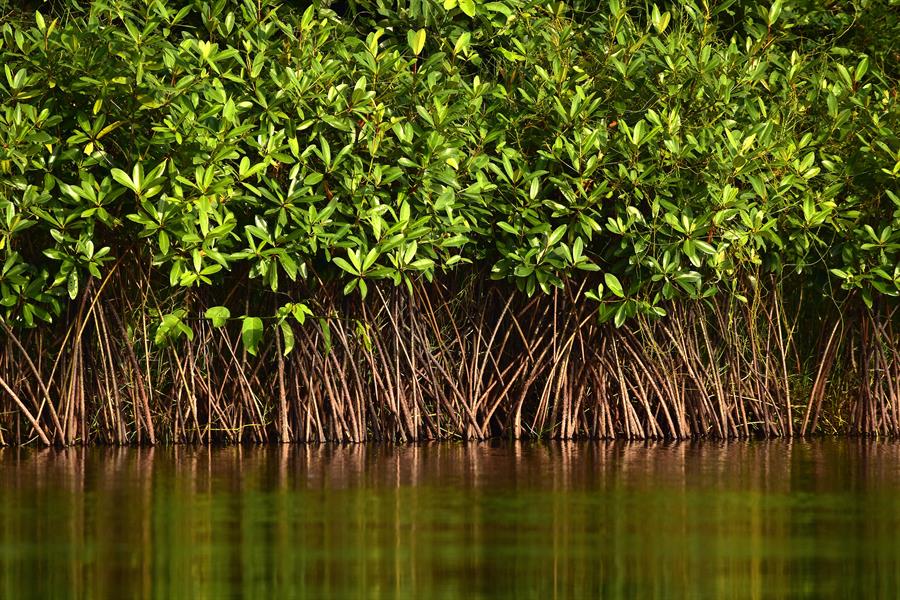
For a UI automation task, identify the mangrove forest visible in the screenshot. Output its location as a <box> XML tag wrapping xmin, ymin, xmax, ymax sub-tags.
<box><xmin>0</xmin><ymin>0</ymin><xmax>898</xmax><ymax>444</ymax></box>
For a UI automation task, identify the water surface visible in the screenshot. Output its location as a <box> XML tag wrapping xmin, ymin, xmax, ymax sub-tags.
<box><xmin>1</xmin><ymin>441</ymin><xmax>899</xmax><ymax>598</ymax></box>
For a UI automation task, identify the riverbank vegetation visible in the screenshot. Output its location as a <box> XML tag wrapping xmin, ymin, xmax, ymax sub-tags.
<box><xmin>0</xmin><ymin>0</ymin><xmax>897</xmax><ymax>444</ymax></box>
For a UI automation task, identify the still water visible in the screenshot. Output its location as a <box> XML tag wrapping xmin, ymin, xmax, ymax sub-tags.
<box><xmin>0</xmin><ymin>441</ymin><xmax>898</xmax><ymax>598</ymax></box>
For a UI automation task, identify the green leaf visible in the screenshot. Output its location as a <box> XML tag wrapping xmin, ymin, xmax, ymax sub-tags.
<box><xmin>651</xmin><ymin>5</ymin><xmax>670</xmax><ymax>33</ymax></box>
<box><xmin>605</xmin><ymin>273</ymin><xmax>624</xmax><ymax>298</ymax></box>
<box><xmin>458</xmin><ymin>0</ymin><xmax>476</xmax><ymax>17</ymax></box>
<box><xmin>205</xmin><ymin>306</ymin><xmax>230</xmax><ymax>328</ymax></box>
<box><xmin>453</xmin><ymin>32</ymin><xmax>471</xmax><ymax>55</ymax></box>
<box><xmin>830</xmin><ymin>269</ymin><xmax>850</xmax><ymax>280</ymax></box>
<box><xmin>158</xmin><ymin>230</ymin><xmax>170</xmax><ymax>254</ymax></box>
<box><xmin>411</xmin><ymin>258</ymin><xmax>434</xmax><ymax>270</ymax></box>
<box><xmin>334</xmin><ymin>257</ymin><xmax>358</xmax><ymax>275</ymax></box>
<box><xmin>363</xmin><ymin>247</ymin><xmax>379</xmax><ymax>271</ymax></box>
<box><xmin>155</xmin><ymin>312</ymin><xmax>192</xmax><ymax>345</ymax></box>
<box><xmin>222</xmin><ymin>98</ymin><xmax>236</xmax><ymax>122</ymax></box>
<box><xmin>613</xmin><ymin>304</ymin><xmax>627</xmax><ymax>328</ymax></box>
<box><xmin>855</xmin><ymin>56</ymin><xmax>869</xmax><ymax>82</ymax></box>
<box><xmin>548</xmin><ymin>225</ymin><xmax>567</xmax><ymax>246</ymax></box>
<box><xmin>319</xmin><ymin>318</ymin><xmax>332</xmax><ymax>354</ymax></box>
<box><xmin>241</xmin><ymin>317</ymin><xmax>264</xmax><ymax>356</ymax></box>
<box><xmin>110</xmin><ymin>168</ymin><xmax>138</xmax><ymax>193</ymax></box>
<box><xmin>836</xmin><ymin>64</ymin><xmax>854</xmax><ymax>90</ymax></box>
<box><xmin>409</xmin><ymin>28</ymin><xmax>427</xmax><ymax>56</ymax></box>
<box><xmin>768</xmin><ymin>0</ymin><xmax>782</xmax><ymax>25</ymax></box>
<box><xmin>585</xmin><ymin>283</ymin><xmax>604</xmax><ymax>302</ymax></box>
<box><xmin>67</xmin><ymin>270</ymin><xmax>78</xmax><ymax>300</ymax></box>
<box><xmin>280</xmin><ymin>320</ymin><xmax>295</xmax><ymax>355</ymax></box>
<box><xmin>292</xmin><ymin>303</ymin><xmax>311</xmax><ymax>325</ymax></box>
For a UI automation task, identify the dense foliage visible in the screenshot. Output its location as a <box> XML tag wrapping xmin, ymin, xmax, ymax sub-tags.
<box><xmin>0</xmin><ymin>0</ymin><xmax>898</xmax><ymax>444</ymax></box>
<box><xmin>1</xmin><ymin>0</ymin><xmax>897</xmax><ymax>339</ymax></box>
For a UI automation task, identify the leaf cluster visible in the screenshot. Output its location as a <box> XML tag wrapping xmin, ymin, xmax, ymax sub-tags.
<box><xmin>0</xmin><ymin>0</ymin><xmax>897</xmax><ymax>343</ymax></box>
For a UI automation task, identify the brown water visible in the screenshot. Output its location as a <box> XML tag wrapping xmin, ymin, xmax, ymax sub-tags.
<box><xmin>0</xmin><ymin>441</ymin><xmax>899</xmax><ymax>598</ymax></box>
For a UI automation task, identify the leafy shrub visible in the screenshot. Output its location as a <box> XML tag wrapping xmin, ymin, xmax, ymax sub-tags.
<box><xmin>0</xmin><ymin>0</ymin><xmax>897</xmax><ymax>339</ymax></box>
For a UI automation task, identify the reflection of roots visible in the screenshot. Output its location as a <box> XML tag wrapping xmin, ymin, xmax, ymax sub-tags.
<box><xmin>0</xmin><ymin>272</ymin><xmax>897</xmax><ymax>444</ymax></box>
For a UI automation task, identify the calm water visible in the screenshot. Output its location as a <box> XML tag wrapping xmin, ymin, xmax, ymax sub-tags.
<box><xmin>0</xmin><ymin>441</ymin><xmax>899</xmax><ymax>598</ymax></box>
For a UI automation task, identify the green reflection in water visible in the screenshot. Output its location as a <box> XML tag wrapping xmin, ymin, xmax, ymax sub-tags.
<box><xmin>1</xmin><ymin>441</ymin><xmax>899</xmax><ymax>599</ymax></box>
